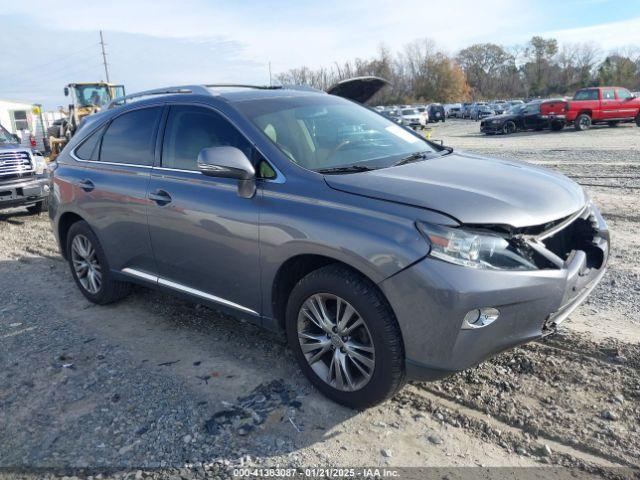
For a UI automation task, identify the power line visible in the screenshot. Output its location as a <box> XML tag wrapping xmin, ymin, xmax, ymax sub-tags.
<box><xmin>6</xmin><ymin>43</ymin><xmax>100</xmax><ymax>82</ymax></box>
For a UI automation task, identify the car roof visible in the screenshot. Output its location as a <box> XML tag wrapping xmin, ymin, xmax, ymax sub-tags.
<box><xmin>106</xmin><ymin>84</ymin><xmax>326</xmax><ymax>111</ymax></box>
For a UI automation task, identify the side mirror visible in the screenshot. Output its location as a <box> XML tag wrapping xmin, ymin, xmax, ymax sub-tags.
<box><xmin>64</xmin><ymin>87</ymin><xmax>69</xmax><ymax>97</ymax></box>
<box><xmin>197</xmin><ymin>146</ymin><xmax>256</xmax><ymax>199</ymax></box>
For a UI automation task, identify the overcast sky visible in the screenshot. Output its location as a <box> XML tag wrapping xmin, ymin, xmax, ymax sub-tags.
<box><xmin>2</xmin><ymin>0</ymin><xmax>640</xmax><ymax>108</ymax></box>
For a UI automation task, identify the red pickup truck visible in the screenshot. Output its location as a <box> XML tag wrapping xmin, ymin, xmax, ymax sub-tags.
<box><xmin>540</xmin><ymin>86</ymin><xmax>640</xmax><ymax>131</ymax></box>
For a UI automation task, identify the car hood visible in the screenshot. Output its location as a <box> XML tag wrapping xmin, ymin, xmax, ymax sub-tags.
<box><xmin>0</xmin><ymin>143</ymin><xmax>22</xmax><ymax>150</ymax></box>
<box><xmin>483</xmin><ymin>113</ymin><xmax>517</xmax><ymax>122</ymax></box>
<box><xmin>324</xmin><ymin>151</ymin><xmax>586</xmax><ymax>228</ymax></box>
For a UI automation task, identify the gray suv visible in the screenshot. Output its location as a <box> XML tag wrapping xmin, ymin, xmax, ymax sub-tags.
<box><xmin>50</xmin><ymin>84</ymin><xmax>609</xmax><ymax>408</ymax></box>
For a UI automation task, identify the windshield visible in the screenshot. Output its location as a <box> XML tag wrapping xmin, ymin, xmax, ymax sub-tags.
<box><xmin>402</xmin><ymin>109</ymin><xmax>417</xmax><ymax>115</ymax></box>
<box><xmin>0</xmin><ymin>124</ymin><xmax>16</xmax><ymax>144</ymax></box>
<box><xmin>237</xmin><ymin>95</ymin><xmax>438</xmax><ymax>171</ymax></box>
<box><xmin>508</xmin><ymin>104</ymin><xmax>525</xmax><ymax>114</ymax></box>
<box><xmin>74</xmin><ymin>85</ymin><xmax>112</xmax><ymax>107</ymax></box>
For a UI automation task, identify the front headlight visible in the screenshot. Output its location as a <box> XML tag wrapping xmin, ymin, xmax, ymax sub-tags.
<box><xmin>33</xmin><ymin>155</ymin><xmax>47</xmax><ymax>175</ymax></box>
<box><xmin>416</xmin><ymin>222</ymin><xmax>537</xmax><ymax>270</ymax></box>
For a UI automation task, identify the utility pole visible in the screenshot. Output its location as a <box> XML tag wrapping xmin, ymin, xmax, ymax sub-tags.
<box><xmin>99</xmin><ymin>30</ymin><xmax>110</xmax><ymax>83</ymax></box>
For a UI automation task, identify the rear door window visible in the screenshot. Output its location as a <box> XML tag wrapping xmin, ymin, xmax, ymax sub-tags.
<box><xmin>100</xmin><ymin>107</ymin><xmax>162</xmax><ymax>166</ymax></box>
<box><xmin>573</xmin><ymin>90</ymin><xmax>599</xmax><ymax>101</ymax></box>
<box><xmin>602</xmin><ymin>89</ymin><xmax>615</xmax><ymax>100</ymax></box>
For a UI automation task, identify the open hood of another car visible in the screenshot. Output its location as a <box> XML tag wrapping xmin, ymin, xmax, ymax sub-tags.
<box><xmin>326</xmin><ymin>76</ymin><xmax>390</xmax><ymax>104</ymax></box>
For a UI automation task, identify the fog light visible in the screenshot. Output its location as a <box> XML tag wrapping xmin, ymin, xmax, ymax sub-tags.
<box><xmin>462</xmin><ymin>308</ymin><xmax>500</xmax><ymax>329</ymax></box>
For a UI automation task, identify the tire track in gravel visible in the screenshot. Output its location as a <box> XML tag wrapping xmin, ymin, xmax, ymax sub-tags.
<box><xmin>407</xmin><ymin>332</ymin><xmax>640</xmax><ymax>470</ymax></box>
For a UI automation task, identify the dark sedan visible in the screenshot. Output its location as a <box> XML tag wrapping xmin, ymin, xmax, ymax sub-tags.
<box><xmin>480</xmin><ymin>101</ymin><xmax>549</xmax><ymax>135</ymax></box>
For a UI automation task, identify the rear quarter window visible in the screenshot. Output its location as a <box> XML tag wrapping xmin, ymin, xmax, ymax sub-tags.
<box><xmin>75</xmin><ymin>125</ymin><xmax>106</xmax><ymax>161</ymax></box>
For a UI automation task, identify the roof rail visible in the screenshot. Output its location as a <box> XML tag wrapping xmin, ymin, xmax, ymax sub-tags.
<box><xmin>205</xmin><ymin>84</ymin><xmax>283</xmax><ymax>90</ymax></box>
<box><xmin>107</xmin><ymin>85</ymin><xmax>211</xmax><ymax>109</ymax></box>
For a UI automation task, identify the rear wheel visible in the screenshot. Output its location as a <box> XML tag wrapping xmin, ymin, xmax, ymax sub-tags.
<box><xmin>550</xmin><ymin>121</ymin><xmax>564</xmax><ymax>131</ymax></box>
<box><xmin>285</xmin><ymin>265</ymin><xmax>405</xmax><ymax>409</ymax></box>
<box><xmin>636</xmin><ymin>114</ymin><xmax>640</xmax><ymax>127</ymax></box>
<box><xmin>574</xmin><ymin>114</ymin><xmax>591</xmax><ymax>131</ymax></box>
<box><xmin>502</xmin><ymin>121</ymin><xmax>516</xmax><ymax>135</ymax></box>
<box><xmin>66</xmin><ymin>221</ymin><xmax>131</xmax><ymax>304</ymax></box>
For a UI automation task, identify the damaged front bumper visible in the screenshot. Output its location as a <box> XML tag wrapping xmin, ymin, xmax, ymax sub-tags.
<box><xmin>379</xmin><ymin>202</ymin><xmax>609</xmax><ymax>381</ymax></box>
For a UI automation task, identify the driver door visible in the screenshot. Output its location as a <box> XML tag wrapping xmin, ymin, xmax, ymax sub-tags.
<box><xmin>146</xmin><ymin>104</ymin><xmax>262</xmax><ymax>317</ymax></box>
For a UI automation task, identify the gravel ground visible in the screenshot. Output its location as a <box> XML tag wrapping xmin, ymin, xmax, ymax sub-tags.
<box><xmin>1</xmin><ymin>120</ymin><xmax>638</xmax><ymax>480</ymax></box>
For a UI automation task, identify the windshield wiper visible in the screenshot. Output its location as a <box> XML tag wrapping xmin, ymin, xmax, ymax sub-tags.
<box><xmin>316</xmin><ymin>164</ymin><xmax>375</xmax><ymax>174</ymax></box>
<box><xmin>394</xmin><ymin>148</ymin><xmax>452</xmax><ymax>166</ymax></box>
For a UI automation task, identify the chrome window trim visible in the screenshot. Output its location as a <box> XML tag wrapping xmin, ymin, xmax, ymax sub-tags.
<box><xmin>69</xmin><ymin>150</ymin><xmax>154</xmax><ymax>169</ymax></box>
<box><xmin>120</xmin><ymin>268</ymin><xmax>258</xmax><ymax>316</ymax></box>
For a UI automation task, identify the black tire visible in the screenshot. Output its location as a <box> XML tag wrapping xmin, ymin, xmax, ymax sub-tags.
<box><xmin>66</xmin><ymin>221</ymin><xmax>131</xmax><ymax>304</ymax></box>
<box><xmin>26</xmin><ymin>197</ymin><xmax>49</xmax><ymax>215</ymax></box>
<box><xmin>574</xmin><ymin>113</ymin><xmax>591</xmax><ymax>131</ymax></box>
<box><xmin>636</xmin><ymin>114</ymin><xmax>640</xmax><ymax>127</ymax></box>
<box><xmin>607</xmin><ymin>121</ymin><xmax>619</xmax><ymax>127</ymax></box>
<box><xmin>550</xmin><ymin>121</ymin><xmax>564</xmax><ymax>131</ymax></box>
<box><xmin>502</xmin><ymin>121</ymin><xmax>516</xmax><ymax>135</ymax></box>
<box><xmin>285</xmin><ymin>264</ymin><xmax>406</xmax><ymax>409</ymax></box>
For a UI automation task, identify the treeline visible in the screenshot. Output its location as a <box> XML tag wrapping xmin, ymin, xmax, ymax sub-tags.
<box><xmin>276</xmin><ymin>37</ymin><xmax>640</xmax><ymax>104</ymax></box>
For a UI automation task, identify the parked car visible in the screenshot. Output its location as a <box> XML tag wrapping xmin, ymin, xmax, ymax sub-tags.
<box><xmin>417</xmin><ymin>106</ymin><xmax>430</xmax><ymax>127</ymax></box>
<box><xmin>399</xmin><ymin>107</ymin><xmax>421</xmax><ymax>128</ymax></box>
<box><xmin>0</xmin><ymin>122</ymin><xmax>50</xmax><ymax>213</ymax></box>
<box><xmin>489</xmin><ymin>102</ymin><xmax>507</xmax><ymax>115</ymax></box>
<box><xmin>481</xmin><ymin>100</ymin><xmax>557</xmax><ymax>134</ymax></box>
<box><xmin>427</xmin><ymin>103</ymin><xmax>445</xmax><ymax>123</ymax></box>
<box><xmin>461</xmin><ymin>102</ymin><xmax>473</xmax><ymax>119</ymax></box>
<box><xmin>446</xmin><ymin>104</ymin><xmax>462</xmax><ymax>118</ymax></box>
<box><xmin>50</xmin><ymin>83</ymin><xmax>609</xmax><ymax>408</ymax></box>
<box><xmin>540</xmin><ymin>87</ymin><xmax>640</xmax><ymax>131</ymax></box>
<box><xmin>470</xmin><ymin>103</ymin><xmax>494</xmax><ymax>121</ymax></box>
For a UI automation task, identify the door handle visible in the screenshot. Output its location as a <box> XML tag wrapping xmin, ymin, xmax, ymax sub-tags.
<box><xmin>148</xmin><ymin>189</ymin><xmax>172</xmax><ymax>205</ymax></box>
<box><xmin>77</xmin><ymin>179</ymin><xmax>95</xmax><ymax>192</ymax></box>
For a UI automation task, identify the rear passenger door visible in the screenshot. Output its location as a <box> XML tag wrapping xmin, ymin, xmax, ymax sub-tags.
<box><xmin>69</xmin><ymin>106</ymin><xmax>162</xmax><ymax>274</ymax></box>
<box><xmin>146</xmin><ymin>104</ymin><xmax>261</xmax><ymax>318</ymax></box>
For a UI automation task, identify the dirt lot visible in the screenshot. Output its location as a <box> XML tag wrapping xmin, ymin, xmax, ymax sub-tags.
<box><xmin>1</xmin><ymin>120</ymin><xmax>638</xmax><ymax>479</ymax></box>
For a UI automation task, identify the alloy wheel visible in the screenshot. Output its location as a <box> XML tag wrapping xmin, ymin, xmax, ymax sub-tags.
<box><xmin>297</xmin><ymin>293</ymin><xmax>375</xmax><ymax>392</ymax></box>
<box><xmin>71</xmin><ymin>234</ymin><xmax>102</xmax><ymax>294</ymax></box>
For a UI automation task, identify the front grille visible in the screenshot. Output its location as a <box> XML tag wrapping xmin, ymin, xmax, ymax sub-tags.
<box><xmin>541</xmin><ymin>208</ymin><xmax>603</xmax><ymax>269</ymax></box>
<box><xmin>0</xmin><ymin>151</ymin><xmax>34</xmax><ymax>179</ymax></box>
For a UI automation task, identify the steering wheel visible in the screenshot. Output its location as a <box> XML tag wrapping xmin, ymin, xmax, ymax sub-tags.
<box><xmin>325</xmin><ymin>138</ymin><xmax>380</xmax><ymax>163</ymax></box>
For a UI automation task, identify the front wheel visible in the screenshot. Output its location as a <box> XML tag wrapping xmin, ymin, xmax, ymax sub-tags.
<box><xmin>66</xmin><ymin>221</ymin><xmax>131</xmax><ymax>304</ymax></box>
<box><xmin>286</xmin><ymin>265</ymin><xmax>405</xmax><ymax>409</ymax></box>
<box><xmin>502</xmin><ymin>121</ymin><xmax>516</xmax><ymax>135</ymax></box>
<box><xmin>26</xmin><ymin>197</ymin><xmax>49</xmax><ymax>215</ymax></box>
<box><xmin>574</xmin><ymin>114</ymin><xmax>591</xmax><ymax>131</ymax></box>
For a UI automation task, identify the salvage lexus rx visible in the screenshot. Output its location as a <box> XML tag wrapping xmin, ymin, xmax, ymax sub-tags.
<box><xmin>50</xmin><ymin>84</ymin><xmax>609</xmax><ymax>408</ymax></box>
